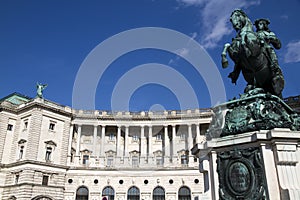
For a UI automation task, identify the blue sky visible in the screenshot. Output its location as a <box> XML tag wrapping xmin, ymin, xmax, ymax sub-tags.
<box><xmin>0</xmin><ymin>0</ymin><xmax>299</xmax><ymax>111</ymax></box>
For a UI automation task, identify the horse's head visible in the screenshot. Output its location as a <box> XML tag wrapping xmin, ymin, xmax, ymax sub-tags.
<box><xmin>230</xmin><ymin>9</ymin><xmax>249</xmax><ymax>31</ymax></box>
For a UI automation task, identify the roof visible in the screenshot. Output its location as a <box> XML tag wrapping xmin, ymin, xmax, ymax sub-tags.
<box><xmin>0</xmin><ymin>92</ymin><xmax>32</xmax><ymax>105</ymax></box>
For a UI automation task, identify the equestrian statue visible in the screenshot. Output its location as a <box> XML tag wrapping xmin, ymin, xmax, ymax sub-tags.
<box><xmin>221</xmin><ymin>9</ymin><xmax>285</xmax><ymax>98</ymax></box>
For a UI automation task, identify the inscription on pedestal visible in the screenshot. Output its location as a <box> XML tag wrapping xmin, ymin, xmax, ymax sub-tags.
<box><xmin>228</xmin><ymin>161</ymin><xmax>251</xmax><ymax>193</ymax></box>
<box><xmin>217</xmin><ymin>147</ymin><xmax>268</xmax><ymax>200</ymax></box>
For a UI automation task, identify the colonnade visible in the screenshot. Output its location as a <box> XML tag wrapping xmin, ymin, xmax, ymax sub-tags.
<box><xmin>69</xmin><ymin>123</ymin><xmax>207</xmax><ymax>166</ymax></box>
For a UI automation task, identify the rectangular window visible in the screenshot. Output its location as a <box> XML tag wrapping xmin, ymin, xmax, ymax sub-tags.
<box><xmin>156</xmin><ymin>156</ymin><xmax>163</xmax><ymax>166</ymax></box>
<box><xmin>107</xmin><ymin>156</ymin><xmax>114</xmax><ymax>167</ymax></box>
<box><xmin>45</xmin><ymin>147</ymin><xmax>52</xmax><ymax>161</ymax></box>
<box><xmin>132</xmin><ymin>156</ymin><xmax>139</xmax><ymax>168</ymax></box>
<box><xmin>70</xmin><ymin>152</ymin><xmax>74</xmax><ymax>163</ymax></box>
<box><xmin>156</xmin><ymin>134</ymin><xmax>162</xmax><ymax>140</ymax></box>
<box><xmin>7</xmin><ymin>124</ymin><xmax>13</xmax><ymax>131</ymax></box>
<box><xmin>181</xmin><ymin>155</ymin><xmax>188</xmax><ymax>165</ymax></box>
<box><xmin>49</xmin><ymin>123</ymin><xmax>55</xmax><ymax>131</ymax></box>
<box><xmin>200</xmin><ymin>124</ymin><xmax>210</xmax><ymax>135</ymax></box>
<box><xmin>23</xmin><ymin>121</ymin><xmax>28</xmax><ymax>130</ymax></box>
<box><xmin>83</xmin><ymin>155</ymin><xmax>89</xmax><ymax>165</ymax></box>
<box><xmin>180</xmin><ymin>133</ymin><xmax>186</xmax><ymax>140</ymax></box>
<box><xmin>109</xmin><ymin>133</ymin><xmax>115</xmax><ymax>141</ymax></box>
<box><xmin>15</xmin><ymin>174</ymin><xmax>19</xmax><ymax>184</ymax></box>
<box><xmin>42</xmin><ymin>175</ymin><xmax>49</xmax><ymax>186</ymax></box>
<box><xmin>19</xmin><ymin>146</ymin><xmax>24</xmax><ymax>159</ymax></box>
<box><xmin>133</xmin><ymin>135</ymin><xmax>139</xmax><ymax>141</ymax></box>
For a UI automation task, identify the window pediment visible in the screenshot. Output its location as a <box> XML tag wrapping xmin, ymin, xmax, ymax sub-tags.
<box><xmin>18</xmin><ymin>139</ymin><xmax>27</xmax><ymax>144</ymax></box>
<box><xmin>153</xmin><ymin>150</ymin><xmax>163</xmax><ymax>156</ymax></box>
<box><xmin>177</xmin><ymin>149</ymin><xmax>189</xmax><ymax>156</ymax></box>
<box><xmin>129</xmin><ymin>150</ymin><xmax>140</xmax><ymax>156</ymax></box>
<box><xmin>44</xmin><ymin>140</ymin><xmax>57</xmax><ymax>147</ymax></box>
<box><xmin>80</xmin><ymin>149</ymin><xmax>92</xmax><ymax>154</ymax></box>
<box><xmin>105</xmin><ymin>150</ymin><xmax>116</xmax><ymax>156</ymax></box>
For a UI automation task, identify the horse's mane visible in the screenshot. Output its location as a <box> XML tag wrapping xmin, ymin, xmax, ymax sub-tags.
<box><xmin>231</xmin><ymin>9</ymin><xmax>254</xmax><ymax>32</ymax></box>
<box><xmin>242</xmin><ymin>17</ymin><xmax>254</xmax><ymax>32</ymax></box>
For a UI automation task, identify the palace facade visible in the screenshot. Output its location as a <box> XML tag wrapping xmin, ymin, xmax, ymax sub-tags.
<box><xmin>0</xmin><ymin>93</ymin><xmax>212</xmax><ymax>200</ymax></box>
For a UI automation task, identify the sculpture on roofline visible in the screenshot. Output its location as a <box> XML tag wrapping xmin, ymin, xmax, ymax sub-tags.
<box><xmin>36</xmin><ymin>82</ymin><xmax>47</xmax><ymax>98</ymax></box>
<box><xmin>221</xmin><ymin>9</ymin><xmax>285</xmax><ymax>98</ymax></box>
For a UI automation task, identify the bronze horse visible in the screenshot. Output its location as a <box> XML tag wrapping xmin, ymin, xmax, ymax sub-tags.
<box><xmin>221</xmin><ymin>9</ymin><xmax>284</xmax><ymax>97</ymax></box>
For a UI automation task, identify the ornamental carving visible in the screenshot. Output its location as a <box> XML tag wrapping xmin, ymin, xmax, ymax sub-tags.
<box><xmin>207</xmin><ymin>91</ymin><xmax>300</xmax><ymax>138</ymax></box>
<box><xmin>217</xmin><ymin>147</ymin><xmax>268</xmax><ymax>200</ymax></box>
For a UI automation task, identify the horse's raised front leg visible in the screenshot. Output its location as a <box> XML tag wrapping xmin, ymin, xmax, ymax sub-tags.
<box><xmin>221</xmin><ymin>43</ymin><xmax>231</xmax><ymax>68</ymax></box>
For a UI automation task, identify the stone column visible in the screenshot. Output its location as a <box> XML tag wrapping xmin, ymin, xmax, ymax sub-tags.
<box><xmin>188</xmin><ymin>124</ymin><xmax>193</xmax><ymax>150</ymax></box>
<box><xmin>172</xmin><ymin>125</ymin><xmax>176</xmax><ymax>157</ymax></box>
<box><xmin>124</xmin><ymin>126</ymin><xmax>129</xmax><ymax>156</ymax></box>
<box><xmin>101</xmin><ymin>126</ymin><xmax>106</xmax><ymax>156</ymax></box>
<box><xmin>75</xmin><ymin>125</ymin><xmax>81</xmax><ymax>156</ymax></box>
<box><xmin>140</xmin><ymin>126</ymin><xmax>146</xmax><ymax>156</ymax></box>
<box><xmin>261</xmin><ymin>143</ymin><xmax>281</xmax><ymax>200</ymax></box>
<box><xmin>188</xmin><ymin>124</ymin><xmax>194</xmax><ymax>165</ymax></box>
<box><xmin>164</xmin><ymin>126</ymin><xmax>170</xmax><ymax>164</ymax></box>
<box><xmin>67</xmin><ymin>124</ymin><xmax>74</xmax><ymax>157</ymax></box>
<box><xmin>148</xmin><ymin>126</ymin><xmax>152</xmax><ymax>157</ymax></box>
<box><xmin>93</xmin><ymin>125</ymin><xmax>98</xmax><ymax>156</ymax></box>
<box><xmin>210</xmin><ymin>151</ymin><xmax>219</xmax><ymax>200</ymax></box>
<box><xmin>140</xmin><ymin>126</ymin><xmax>147</xmax><ymax>165</ymax></box>
<box><xmin>196</xmin><ymin>124</ymin><xmax>201</xmax><ymax>143</ymax></box>
<box><xmin>116</xmin><ymin>126</ymin><xmax>122</xmax><ymax>156</ymax></box>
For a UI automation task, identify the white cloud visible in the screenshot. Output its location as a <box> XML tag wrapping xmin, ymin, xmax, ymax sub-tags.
<box><xmin>284</xmin><ymin>41</ymin><xmax>300</xmax><ymax>63</ymax></box>
<box><xmin>168</xmin><ymin>32</ymin><xmax>197</xmax><ymax>65</ymax></box>
<box><xmin>168</xmin><ymin>48</ymin><xmax>189</xmax><ymax>65</ymax></box>
<box><xmin>176</xmin><ymin>48</ymin><xmax>189</xmax><ymax>57</ymax></box>
<box><xmin>178</xmin><ymin>0</ymin><xmax>208</xmax><ymax>6</ymax></box>
<box><xmin>280</xmin><ymin>15</ymin><xmax>289</xmax><ymax>20</ymax></box>
<box><xmin>177</xmin><ymin>0</ymin><xmax>260</xmax><ymax>48</ymax></box>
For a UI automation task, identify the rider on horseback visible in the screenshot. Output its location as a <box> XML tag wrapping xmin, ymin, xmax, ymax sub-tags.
<box><xmin>222</xmin><ymin>9</ymin><xmax>285</xmax><ymax>98</ymax></box>
<box><xmin>254</xmin><ymin>18</ymin><xmax>283</xmax><ymax>77</ymax></box>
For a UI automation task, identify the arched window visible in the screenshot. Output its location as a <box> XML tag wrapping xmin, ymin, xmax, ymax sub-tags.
<box><xmin>178</xmin><ymin>186</ymin><xmax>191</xmax><ymax>200</ymax></box>
<box><xmin>8</xmin><ymin>196</ymin><xmax>16</xmax><ymax>200</ymax></box>
<box><xmin>76</xmin><ymin>186</ymin><xmax>89</xmax><ymax>200</ymax></box>
<box><xmin>102</xmin><ymin>186</ymin><xmax>115</xmax><ymax>200</ymax></box>
<box><xmin>45</xmin><ymin>147</ymin><xmax>52</xmax><ymax>161</ymax></box>
<box><xmin>19</xmin><ymin>146</ymin><xmax>24</xmax><ymax>159</ymax></box>
<box><xmin>31</xmin><ymin>196</ymin><xmax>53</xmax><ymax>200</ymax></box>
<box><xmin>127</xmin><ymin>186</ymin><xmax>140</xmax><ymax>200</ymax></box>
<box><xmin>153</xmin><ymin>186</ymin><xmax>165</xmax><ymax>200</ymax></box>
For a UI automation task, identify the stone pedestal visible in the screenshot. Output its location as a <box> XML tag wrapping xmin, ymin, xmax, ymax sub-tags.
<box><xmin>192</xmin><ymin>93</ymin><xmax>300</xmax><ymax>200</ymax></box>
<box><xmin>192</xmin><ymin>129</ymin><xmax>300</xmax><ymax>200</ymax></box>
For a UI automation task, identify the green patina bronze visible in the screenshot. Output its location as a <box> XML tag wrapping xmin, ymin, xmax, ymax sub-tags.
<box><xmin>212</xmin><ymin>9</ymin><xmax>300</xmax><ymax>200</ymax></box>
<box><xmin>207</xmin><ymin>89</ymin><xmax>300</xmax><ymax>138</ymax></box>
<box><xmin>221</xmin><ymin>9</ymin><xmax>284</xmax><ymax>98</ymax></box>
<box><xmin>209</xmin><ymin>9</ymin><xmax>300</xmax><ymax>138</ymax></box>
<box><xmin>36</xmin><ymin>82</ymin><xmax>47</xmax><ymax>98</ymax></box>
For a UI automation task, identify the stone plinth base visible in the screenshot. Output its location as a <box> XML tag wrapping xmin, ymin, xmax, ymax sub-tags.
<box><xmin>192</xmin><ymin>128</ymin><xmax>300</xmax><ymax>200</ymax></box>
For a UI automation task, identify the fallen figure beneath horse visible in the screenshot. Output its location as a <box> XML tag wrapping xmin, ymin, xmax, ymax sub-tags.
<box><xmin>221</xmin><ymin>9</ymin><xmax>285</xmax><ymax>98</ymax></box>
